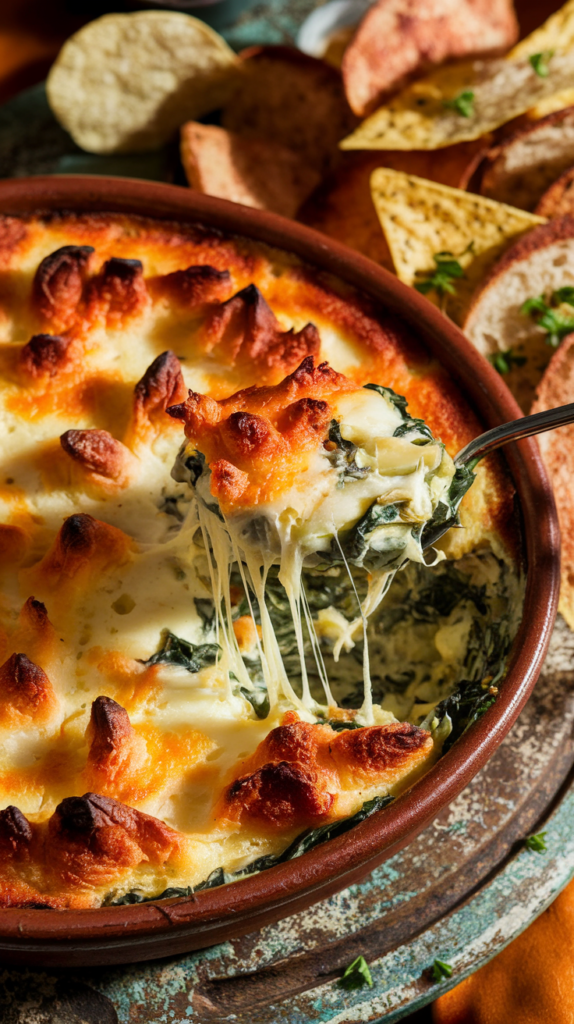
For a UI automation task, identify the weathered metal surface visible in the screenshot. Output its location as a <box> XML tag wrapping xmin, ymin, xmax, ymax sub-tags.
<box><xmin>1</xmin><ymin>617</ymin><xmax>573</xmax><ymax>1022</ymax></box>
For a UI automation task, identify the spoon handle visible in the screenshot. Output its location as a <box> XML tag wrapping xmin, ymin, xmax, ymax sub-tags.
<box><xmin>455</xmin><ymin>401</ymin><xmax>574</xmax><ymax>467</ymax></box>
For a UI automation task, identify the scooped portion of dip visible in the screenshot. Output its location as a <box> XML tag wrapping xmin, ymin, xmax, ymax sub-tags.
<box><xmin>169</xmin><ymin>356</ymin><xmax>474</xmax><ymax>719</ymax></box>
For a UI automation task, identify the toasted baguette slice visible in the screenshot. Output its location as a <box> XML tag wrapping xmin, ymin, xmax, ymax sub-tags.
<box><xmin>536</xmin><ymin>165</ymin><xmax>574</xmax><ymax>218</ymax></box>
<box><xmin>531</xmin><ymin>334</ymin><xmax>574</xmax><ymax>630</ymax></box>
<box><xmin>221</xmin><ymin>46</ymin><xmax>357</xmax><ymax>177</ymax></box>
<box><xmin>341</xmin><ymin>0</ymin><xmax>518</xmax><ymax>117</ymax></box>
<box><xmin>180</xmin><ymin>122</ymin><xmax>320</xmax><ymax>218</ymax></box>
<box><xmin>481</xmin><ymin>107</ymin><xmax>574</xmax><ymax>212</ymax></box>
<box><xmin>463</xmin><ymin>217</ymin><xmax>574</xmax><ymax>410</ymax></box>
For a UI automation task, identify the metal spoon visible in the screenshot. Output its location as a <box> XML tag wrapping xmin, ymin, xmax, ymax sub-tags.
<box><xmin>422</xmin><ymin>401</ymin><xmax>574</xmax><ymax>551</ymax></box>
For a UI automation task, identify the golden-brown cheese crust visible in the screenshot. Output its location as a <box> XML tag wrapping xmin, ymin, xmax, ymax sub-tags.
<box><xmin>0</xmin><ymin>211</ymin><xmax>518</xmax><ymax>907</ymax></box>
<box><xmin>219</xmin><ymin>713</ymin><xmax>433</xmax><ymax>830</ymax></box>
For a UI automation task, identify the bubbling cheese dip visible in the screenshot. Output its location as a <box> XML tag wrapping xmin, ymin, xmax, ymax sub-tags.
<box><xmin>169</xmin><ymin>356</ymin><xmax>471</xmax><ymax>722</ymax></box>
<box><xmin>0</xmin><ymin>211</ymin><xmax>521</xmax><ymax>908</ymax></box>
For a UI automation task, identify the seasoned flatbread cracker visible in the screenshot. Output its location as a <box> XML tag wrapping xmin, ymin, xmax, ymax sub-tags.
<box><xmin>47</xmin><ymin>11</ymin><xmax>239</xmax><ymax>154</ymax></box>
<box><xmin>298</xmin><ymin>141</ymin><xmax>489</xmax><ymax>268</ymax></box>
<box><xmin>180</xmin><ymin>122</ymin><xmax>320</xmax><ymax>218</ymax></box>
<box><xmin>370</xmin><ymin>168</ymin><xmax>545</xmax><ymax>324</ymax></box>
<box><xmin>342</xmin><ymin>0</ymin><xmax>518</xmax><ymax>118</ymax></box>
<box><xmin>531</xmin><ymin>332</ymin><xmax>574</xmax><ymax>630</ymax></box>
<box><xmin>341</xmin><ymin>52</ymin><xmax>574</xmax><ymax>151</ymax></box>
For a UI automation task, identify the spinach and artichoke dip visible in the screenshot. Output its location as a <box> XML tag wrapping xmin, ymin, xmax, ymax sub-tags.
<box><xmin>0</xmin><ymin>213</ymin><xmax>522</xmax><ymax>908</ymax></box>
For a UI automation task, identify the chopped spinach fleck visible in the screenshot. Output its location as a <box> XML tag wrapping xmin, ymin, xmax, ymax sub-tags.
<box><xmin>339</xmin><ymin>955</ymin><xmax>373</xmax><ymax>990</ymax></box>
<box><xmin>238</xmin><ymin>685</ymin><xmax>270</xmax><ymax>719</ymax></box>
<box><xmin>326</xmin><ymin>419</ymin><xmax>371</xmax><ymax>484</ymax></box>
<box><xmin>171</xmin><ymin>443</ymin><xmax>206</xmax><ymax>487</ymax></box>
<box><xmin>142</xmin><ymin>630</ymin><xmax>220</xmax><ymax>673</ymax></box>
<box><xmin>364</xmin><ymin>383</ymin><xmax>434</xmax><ymax>441</ymax></box>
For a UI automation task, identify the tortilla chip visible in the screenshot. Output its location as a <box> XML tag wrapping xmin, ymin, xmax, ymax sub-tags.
<box><xmin>342</xmin><ymin>0</ymin><xmax>518</xmax><ymax>118</ymax></box>
<box><xmin>530</xmin><ymin>332</ymin><xmax>574</xmax><ymax>630</ymax></box>
<box><xmin>341</xmin><ymin>52</ymin><xmax>574</xmax><ymax>151</ymax></box>
<box><xmin>180</xmin><ymin>122</ymin><xmax>320</xmax><ymax>219</ymax></box>
<box><xmin>510</xmin><ymin>0</ymin><xmax>574</xmax><ymax>61</ymax></box>
<box><xmin>297</xmin><ymin>141</ymin><xmax>490</xmax><ymax>268</ymax></box>
<box><xmin>221</xmin><ymin>46</ymin><xmax>357</xmax><ymax>177</ymax></box>
<box><xmin>46</xmin><ymin>12</ymin><xmax>239</xmax><ymax>154</ymax></box>
<box><xmin>536</xmin><ymin>166</ymin><xmax>574</xmax><ymax>218</ymax></box>
<box><xmin>370</xmin><ymin>168</ymin><xmax>545</xmax><ymax>323</ymax></box>
<box><xmin>511</xmin><ymin>1</ymin><xmax>574</xmax><ymax>119</ymax></box>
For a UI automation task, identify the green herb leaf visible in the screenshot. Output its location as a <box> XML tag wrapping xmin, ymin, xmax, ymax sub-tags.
<box><xmin>525</xmin><ymin>831</ymin><xmax>548</xmax><ymax>853</ymax></box>
<box><xmin>443</xmin><ymin>90</ymin><xmax>475</xmax><ymax>117</ymax></box>
<box><xmin>529</xmin><ymin>50</ymin><xmax>554</xmax><ymax>77</ymax></box>
<box><xmin>521</xmin><ymin>293</ymin><xmax>574</xmax><ymax>347</ymax></box>
<box><xmin>142</xmin><ymin>630</ymin><xmax>220</xmax><ymax>673</ymax></box>
<box><xmin>414</xmin><ymin>251</ymin><xmax>465</xmax><ymax>298</ymax></box>
<box><xmin>553</xmin><ymin>286</ymin><xmax>574</xmax><ymax>305</ymax></box>
<box><xmin>340</xmin><ymin>955</ymin><xmax>373</xmax><ymax>990</ymax></box>
<box><xmin>489</xmin><ymin>348</ymin><xmax>527</xmax><ymax>375</ymax></box>
<box><xmin>239</xmin><ymin>686</ymin><xmax>270</xmax><ymax>719</ymax></box>
<box><xmin>432</xmin><ymin>959</ymin><xmax>453</xmax><ymax>982</ymax></box>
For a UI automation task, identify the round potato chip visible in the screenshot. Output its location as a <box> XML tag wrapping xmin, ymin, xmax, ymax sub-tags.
<box><xmin>46</xmin><ymin>11</ymin><xmax>239</xmax><ymax>155</ymax></box>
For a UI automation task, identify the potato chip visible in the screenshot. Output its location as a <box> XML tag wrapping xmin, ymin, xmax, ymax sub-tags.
<box><xmin>298</xmin><ymin>141</ymin><xmax>489</xmax><ymax>268</ymax></box>
<box><xmin>536</xmin><ymin>166</ymin><xmax>574</xmax><ymax>218</ymax></box>
<box><xmin>341</xmin><ymin>0</ymin><xmax>518</xmax><ymax>118</ymax></box>
<box><xmin>221</xmin><ymin>46</ymin><xmax>357</xmax><ymax>176</ymax></box>
<box><xmin>46</xmin><ymin>12</ymin><xmax>239</xmax><ymax>154</ymax></box>
<box><xmin>530</xmin><ymin>333</ymin><xmax>574</xmax><ymax>630</ymax></box>
<box><xmin>180</xmin><ymin>122</ymin><xmax>320</xmax><ymax>218</ymax></box>
<box><xmin>341</xmin><ymin>52</ymin><xmax>574</xmax><ymax>151</ymax></box>
<box><xmin>481</xmin><ymin>106</ymin><xmax>574</xmax><ymax>211</ymax></box>
<box><xmin>370</xmin><ymin>168</ymin><xmax>545</xmax><ymax>324</ymax></box>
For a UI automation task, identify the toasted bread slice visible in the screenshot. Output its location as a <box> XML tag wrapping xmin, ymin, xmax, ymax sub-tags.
<box><xmin>481</xmin><ymin>107</ymin><xmax>574</xmax><ymax>212</ymax></box>
<box><xmin>180</xmin><ymin>122</ymin><xmax>320</xmax><ymax>218</ymax></box>
<box><xmin>297</xmin><ymin>141</ymin><xmax>489</xmax><ymax>269</ymax></box>
<box><xmin>531</xmin><ymin>333</ymin><xmax>574</xmax><ymax>630</ymax></box>
<box><xmin>463</xmin><ymin>217</ymin><xmax>574</xmax><ymax>410</ymax></box>
<box><xmin>341</xmin><ymin>0</ymin><xmax>518</xmax><ymax>118</ymax></box>
<box><xmin>221</xmin><ymin>46</ymin><xmax>357</xmax><ymax>177</ymax></box>
<box><xmin>537</xmin><ymin>165</ymin><xmax>574</xmax><ymax>218</ymax></box>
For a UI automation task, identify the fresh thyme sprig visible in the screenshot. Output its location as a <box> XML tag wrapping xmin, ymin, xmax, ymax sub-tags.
<box><xmin>414</xmin><ymin>251</ymin><xmax>465</xmax><ymax>298</ymax></box>
<box><xmin>443</xmin><ymin>90</ymin><xmax>475</xmax><ymax>118</ymax></box>
<box><xmin>521</xmin><ymin>291</ymin><xmax>574</xmax><ymax>347</ymax></box>
<box><xmin>489</xmin><ymin>348</ymin><xmax>527</xmax><ymax>375</ymax></box>
<box><xmin>339</xmin><ymin>955</ymin><xmax>374</xmax><ymax>990</ymax></box>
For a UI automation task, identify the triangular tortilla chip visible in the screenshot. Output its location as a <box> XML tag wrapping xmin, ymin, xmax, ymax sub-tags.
<box><xmin>370</xmin><ymin>169</ymin><xmax>545</xmax><ymax>323</ymax></box>
<box><xmin>510</xmin><ymin>0</ymin><xmax>574</xmax><ymax>60</ymax></box>
<box><xmin>341</xmin><ymin>51</ymin><xmax>574</xmax><ymax>151</ymax></box>
<box><xmin>510</xmin><ymin>0</ymin><xmax>574</xmax><ymax>119</ymax></box>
